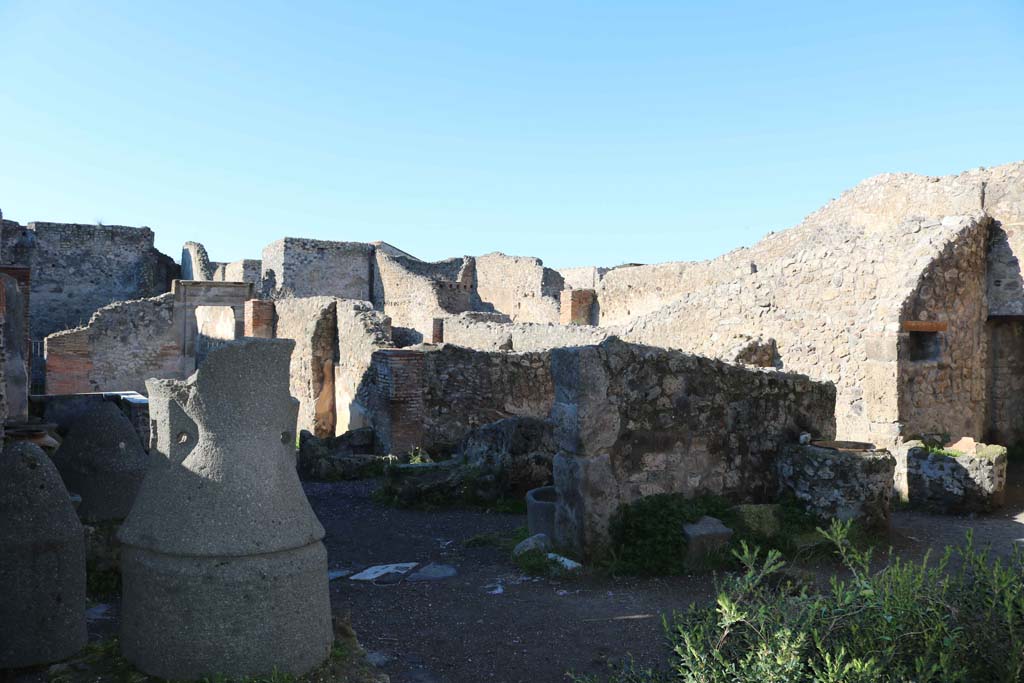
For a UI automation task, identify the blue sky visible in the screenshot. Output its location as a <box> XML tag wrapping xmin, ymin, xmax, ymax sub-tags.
<box><xmin>1</xmin><ymin>1</ymin><xmax>1022</xmax><ymax>268</ymax></box>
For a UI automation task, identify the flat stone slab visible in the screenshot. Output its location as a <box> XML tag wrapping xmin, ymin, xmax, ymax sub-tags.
<box><xmin>406</xmin><ymin>563</ymin><xmax>457</xmax><ymax>582</ymax></box>
<box><xmin>350</xmin><ymin>563</ymin><xmax>418</xmax><ymax>582</ymax></box>
<box><xmin>682</xmin><ymin>516</ymin><xmax>733</xmax><ymax>567</ymax></box>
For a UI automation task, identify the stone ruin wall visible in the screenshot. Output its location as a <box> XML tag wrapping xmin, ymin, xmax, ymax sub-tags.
<box><xmin>0</xmin><ymin>220</ymin><xmax>178</xmax><ymax>339</ymax></box>
<box><xmin>896</xmin><ymin>220</ymin><xmax>990</xmax><ymax>442</ymax></box>
<box><xmin>550</xmin><ymin>338</ymin><xmax>837</xmax><ymax>555</ymax></box>
<box><xmin>334</xmin><ymin>301</ymin><xmax>393</xmax><ymax>433</ymax></box>
<box><xmin>474</xmin><ymin>252</ymin><xmax>563</xmax><ymax>324</ymax></box>
<box><xmin>45</xmin><ymin>293</ymin><xmax>180</xmax><ymax>395</ymax></box>
<box><xmin>182</xmin><ymin>241</ymin><xmax>262</xmax><ymax>285</ymax></box>
<box><xmin>372</xmin><ymin>253</ymin><xmax>474</xmax><ymax>343</ymax></box>
<box><xmin>366</xmin><ymin>344</ymin><xmax>554</xmax><ymax>455</ymax></box>
<box><xmin>265</xmin><ymin>296</ymin><xmax>394</xmax><ymax>438</ymax></box>
<box><xmin>261</xmin><ymin>238</ymin><xmax>373</xmax><ymax>300</ymax></box>
<box><xmin>442</xmin><ymin>312</ymin><xmax>610</xmax><ymax>352</ymax></box>
<box><xmin>273</xmin><ymin>297</ymin><xmax>342</xmax><ymax>439</ymax></box>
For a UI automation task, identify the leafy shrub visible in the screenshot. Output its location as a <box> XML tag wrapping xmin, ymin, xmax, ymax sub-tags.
<box><xmin>574</xmin><ymin>521</ymin><xmax>1024</xmax><ymax>682</ymax></box>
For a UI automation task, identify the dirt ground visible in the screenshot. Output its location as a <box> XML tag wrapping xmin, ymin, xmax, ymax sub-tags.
<box><xmin>17</xmin><ymin>463</ymin><xmax>1024</xmax><ymax>683</ymax></box>
<box><xmin>311</xmin><ymin>461</ymin><xmax>1024</xmax><ymax>683</ymax></box>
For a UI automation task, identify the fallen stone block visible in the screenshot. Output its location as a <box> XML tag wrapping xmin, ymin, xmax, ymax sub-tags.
<box><xmin>896</xmin><ymin>442</ymin><xmax>1008</xmax><ymax>513</ymax></box>
<box><xmin>512</xmin><ymin>533</ymin><xmax>552</xmax><ymax>558</ymax></box>
<box><xmin>682</xmin><ymin>516</ymin><xmax>734</xmax><ymax>567</ymax></box>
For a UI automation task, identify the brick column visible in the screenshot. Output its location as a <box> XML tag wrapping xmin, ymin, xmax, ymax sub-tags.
<box><xmin>369</xmin><ymin>349</ymin><xmax>425</xmax><ymax>455</ymax></box>
<box><xmin>431</xmin><ymin>318</ymin><xmax>445</xmax><ymax>344</ymax></box>
<box><xmin>245</xmin><ymin>300</ymin><xmax>276</xmax><ymax>338</ymax></box>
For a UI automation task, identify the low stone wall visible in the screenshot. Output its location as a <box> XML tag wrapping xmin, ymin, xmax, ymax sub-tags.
<box><xmin>550</xmin><ymin>338</ymin><xmax>837</xmax><ymax>556</ymax></box>
<box><xmin>895</xmin><ymin>443</ymin><xmax>1008</xmax><ymax>512</ymax></box>
<box><xmin>777</xmin><ymin>443</ymin><xmax>895</xmax><ymax>529</ymax></box>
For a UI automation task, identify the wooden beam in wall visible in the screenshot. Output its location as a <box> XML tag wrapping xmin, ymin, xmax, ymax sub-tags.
<box><xmin>901</xmin><ymin>320</ymin><xmax>948</xmax><ymax>332</ymax></box>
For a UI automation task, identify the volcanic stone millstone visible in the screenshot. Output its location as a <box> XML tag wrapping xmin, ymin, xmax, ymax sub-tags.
<box><xmin>117</xmin><ymin>338</ymin><xmax>332</xmax><ymax>680</ymax></box>
<box><xmin>0</xmin><ymin>441</ymin><xmax>87</xmax><ymax>668</ymax></box>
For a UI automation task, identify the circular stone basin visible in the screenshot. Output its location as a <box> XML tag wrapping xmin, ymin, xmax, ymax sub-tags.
<box><xmin>526</xmin><ymin>486</ymin><xmax>557</xmax><ymax>539</ymax></box>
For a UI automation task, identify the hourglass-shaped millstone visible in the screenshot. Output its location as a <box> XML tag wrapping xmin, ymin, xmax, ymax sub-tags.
<box><xmin>117</xmin><ymin>338</ymin><xmax>333</xmax><ymax>680</ymax></box>
<box><xmin>0</xmin><ymin>441</ymin><xmax>87</xmax><ymax>668</ymax></box>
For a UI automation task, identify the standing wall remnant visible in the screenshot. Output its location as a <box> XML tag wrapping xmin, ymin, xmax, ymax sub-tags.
<box><xmin>0</xmin><ymin>221</ymin><xmax>178</xmax><ymax>338</ymax></box>
<box><xmin>261</xmin><ymin>237</ymin><xmax>373</xmax><ymax>300</ymax></box>
<box><xmin>550</xmin><ymin>338</ymin><xmax>836</xmax><ymax>557</ymax></box>
<box><xmin>367</xmin><ymin>344</ymin><xmax>555</xmax><ymax>456</ymax></box>
<box><xmin>0</xmin><ymin>442</ymin><xmax>87</xmax><ymax>668</ymax></box>
<box><xmin>474</xmin><ymin>252</ymin><xmax>563</xmax><ymax>324</ymax></box>
<box><xmin>118</xmin><ymin>339</ymin><xmax>332</xmax><ymax>680</ymax></box>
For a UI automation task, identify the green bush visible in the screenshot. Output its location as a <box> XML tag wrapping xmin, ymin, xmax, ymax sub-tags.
<box><xmin>574</xmin><ymin>521</ymin><xmax>1024</xmax><ymax>682</ymax></box>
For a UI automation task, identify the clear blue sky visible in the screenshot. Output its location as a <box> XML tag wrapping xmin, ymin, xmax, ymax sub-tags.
<box><xmin>1</xmin><ymin>1</ymin><xmax>1022</xmax><ymax>268</ymax></box>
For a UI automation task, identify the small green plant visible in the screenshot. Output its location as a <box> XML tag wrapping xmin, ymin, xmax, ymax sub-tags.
<box><xmin>407</xmin><ymin>447</ymin><xmax>430</xmax><ymax>464</ymax></box>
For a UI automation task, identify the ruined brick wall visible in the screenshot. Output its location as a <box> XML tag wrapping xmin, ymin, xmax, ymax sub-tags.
<box><xmin>366</xmin><ymin>344</ymin><xmax>554</xmax><ymax>455</ymax></box>
<box><xmin>474</xmin><ymin>252</ymin><xmax>563</xmax><ymax>323</ymax></box>
<box><xmin>43</xmin><ymin>281</ymin><xmax>250</xmax><ymax>395</ymax></box>
<box><xmin>272</xmin><ymin>296</ymin><xmax>393</xmax><ymax>438</ymax></box>
<box><xmin>261</xmin><ymin>238</ymin><xmax>373</xmax><ymax>300</ymax></box>
<box><xmin>550</xmin><ymin>338</ymin><xmax>837</xmax><ymax>556</ymax></box>
<box><xmin>45</xmin><ymin>293</ymin><xmax>181</xmax><ymax>394</ymax></box>
<box><xmin>596</xmin><ymin>215</ymin><xmax>991</xmax><ymax>446</ymax></box>
<box><xmin>0</xmin><ymin>221</ymin><xmax>178</xmax><ymax>338</ymax></box>
<box><xmin>558</xmin><ymin>266</ymin><xmax>609</xmax><ymax>291</ymax></box>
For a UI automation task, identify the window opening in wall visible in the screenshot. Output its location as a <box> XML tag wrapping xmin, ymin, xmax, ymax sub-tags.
<box><xmin>908</xmin><ymin>331</ymin><xmax>941</xmax><ymax>362</ymax></box>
